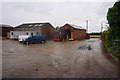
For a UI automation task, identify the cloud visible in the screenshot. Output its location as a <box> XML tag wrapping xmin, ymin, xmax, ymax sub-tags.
<box><xmin>2</xmin><ymin>2</ymin><xmax>116</xmax><ymax>33</ymax></box>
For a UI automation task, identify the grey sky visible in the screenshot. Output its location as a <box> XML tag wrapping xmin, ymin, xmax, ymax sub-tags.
<box><xmin>1</xmin><ymin>1</ymin><xmax>116</xmax><ymax>33</ymax></box>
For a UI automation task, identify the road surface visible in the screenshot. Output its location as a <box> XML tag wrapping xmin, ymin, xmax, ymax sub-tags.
<box><xmin>2</xmin><ymin>38</ymin><xmax>118</xmax><ymax>78</ymax></box>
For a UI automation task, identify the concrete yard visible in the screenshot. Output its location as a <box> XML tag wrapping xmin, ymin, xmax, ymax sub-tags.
<box><xmin>2</xmin><ymin>38</ymin><xmax>118</xmax><ymax>78</ymax></box>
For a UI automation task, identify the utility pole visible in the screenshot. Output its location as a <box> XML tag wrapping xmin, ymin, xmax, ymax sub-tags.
<box><xmin>101</xmin><ymin>23</ymin><xmax>103</xmax><ymax>33</ymax></box>
<box><xmin>105</xmin><ymin>22</ymin><xmax>109</xmax><ymax>30</ymax></box>
<box><xmin>86</xmin><ymin>20</ymin><xmax>88</xmax><ymax>33</ymax></box>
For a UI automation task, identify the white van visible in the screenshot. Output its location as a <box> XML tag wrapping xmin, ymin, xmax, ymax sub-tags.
<box><xmin>18</xmin><ymin>35</ymin><xmax>30</xmax><ymax>42</ymax></box>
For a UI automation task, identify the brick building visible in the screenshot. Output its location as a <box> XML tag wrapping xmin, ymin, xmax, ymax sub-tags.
<box><xmin>0</xmin><ymin>24</ymin><xmax>13</xmax><ymax>38</ymax></box>
<box><xmin>13</xmin><ymin>22</ymin><xmax>55</xmax><ymax>39</ymax></box>
<box><xmin>59</xmin><ymin>23</ymin><xmax>86</xmax><ymax>40</ymax></box>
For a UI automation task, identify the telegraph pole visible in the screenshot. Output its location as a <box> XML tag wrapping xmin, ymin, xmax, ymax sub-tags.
<box><xmin>101</xmin><ymin>23</ymin><xmax>103</xmax><ymax>33</ymax></box>
<box><xmin>86</xmin><ymin>20</ymin><xmax>88</xmax><ymax>33</ymax></box>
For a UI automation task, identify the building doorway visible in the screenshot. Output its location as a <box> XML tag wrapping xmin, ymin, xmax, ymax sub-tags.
<box><xmin>61</xmin><ymin>29</ymin><xmax>71</xmax><ymax>40</ymax></box>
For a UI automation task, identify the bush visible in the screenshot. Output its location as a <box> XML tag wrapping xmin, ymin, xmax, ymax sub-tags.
<box><xmin>106</xmin><ymin>0</ymin><xmax>120</xmax><ymax>55</ymax></box>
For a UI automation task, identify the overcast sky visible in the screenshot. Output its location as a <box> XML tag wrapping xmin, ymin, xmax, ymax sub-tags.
<box><xmin>1</xmin><ymin>0</ymin><xmax>117</xmax><ymax>33</ymax></box>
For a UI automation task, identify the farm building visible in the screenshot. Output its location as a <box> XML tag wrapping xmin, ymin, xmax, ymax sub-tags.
<box><xmin>0</xmin><ymin>24</ymin><xmax>13</xmax><ymax>38</ymax></box>
<box><xmin>12</xmin><ymin>22</ymin><xmax>55</xmax><ymax>39</ymax></box>
<box><xmin>59</xmin><ymin>23</ymin><xmax>86</xmax><ymax>40</ymax></box>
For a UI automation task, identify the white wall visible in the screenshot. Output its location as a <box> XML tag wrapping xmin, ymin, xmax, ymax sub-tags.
<box><xmin>10</xmin><ymin>31</ymin><xmax>37</xmax><ymax>39</ymax></box>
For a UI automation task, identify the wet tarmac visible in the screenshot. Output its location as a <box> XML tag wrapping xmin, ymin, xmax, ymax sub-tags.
<box><xmin>2</xmin><ymin>38</ymin><xmax>118</xmax><ymax>78</ymax></box>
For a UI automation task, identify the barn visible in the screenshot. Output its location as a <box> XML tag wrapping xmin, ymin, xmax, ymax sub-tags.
<box><xmin>0</xmin><ymin>24</ymin><xmax>13</xmax><ymax>39</ymax></box>
<box><xmin>59</xmin><ymin>23</ymin><xmax>86</xmax><ymax>40</ymax></box>
<box><xmin>12</xmin><ymin>22</ymin><xmax>55</xmax><ymax>39</ymax></box>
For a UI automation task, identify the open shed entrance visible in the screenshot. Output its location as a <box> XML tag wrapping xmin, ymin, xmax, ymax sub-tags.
<box><xmin>61</xmin><ymin>29</ymin><xmax>71</xmax><ymax>40</ymax></box>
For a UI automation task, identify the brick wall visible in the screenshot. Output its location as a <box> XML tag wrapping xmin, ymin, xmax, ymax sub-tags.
<box><xmin>60</xmin><ymin>24</ymin><xmax>72</xmax><ymax>30</ymax></box>
<box><xmin>73</xmin><ymin>29</ymin><xmax>81</xmax><ymax>40</ymax></box>
<box><xmin>60</xmin><ymin>24</ymin><xmax>86</xmax><ymax>40</ymax></box>
<box><xmin>1</xmin><ymin>27</ymin><xmax>13</xmax><ymax>37</ymax></box>
<box><xmin>73</xmin><ymin>29</ymin><xmax>86</xmax><ymax>40</ymax></box>
<box><xmin>41</xmin><ymin>26</ymin><xmax>55</xmax><ymax>39</ymax></box>
<box><xmin>81</xmin><ymin>30</ymin><xmax>86</xmax><ymax>39</ymax></box>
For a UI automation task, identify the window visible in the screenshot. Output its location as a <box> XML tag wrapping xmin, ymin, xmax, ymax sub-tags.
<box><xmin>26</xmin><ymin>33</ymin><xmax>28</xmax><ymax>35</ymax></box>
<box><xmin>29</xmin><ymin>25</ymin><xmax>32</xmax><ymax>27</ymax></box>
<box><xmin>34</xmin><ymin>24</ymin><xmax>38</xmax><ymax>26</ymax></box>
<box><xmin>39</xmin><ymin>24</ymin><xmax>43</xmax><ymax>26</ymax></box>
<box><xmin>11</xmin><ymin>32</ymin><xmax>13</xmax><ymax>35</ymax></box>
<box><xmin>28</xmin><ymin>36</ymin><xmax>33</xmax><ymax>39</ymax></box>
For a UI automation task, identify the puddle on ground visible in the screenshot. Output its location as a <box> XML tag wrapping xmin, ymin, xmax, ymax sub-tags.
<box><xmin>78</xmin><ymin>44</ymin><xmax>92</xmax><ymax>50</ymax></box>
<box><xmin>78</xmin><ymin>45</ymin><xmax>87</xmax><ymax>50</ymax></box>
<box><xmin>88</xmin><ymin>40</ymin><xmax>95</xmax><ymax>42</ymax></box>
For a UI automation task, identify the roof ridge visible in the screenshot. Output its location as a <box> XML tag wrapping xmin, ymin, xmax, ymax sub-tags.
<box><xmin>22</xmin><ymin>22</ymin><xmax>50</xmax><ymax>25</ymax></box>
<box><xmin>67</xmin><ymin>23</ymin><xmax>85</xmax><ymax>30</ymax></box>
<box><xmin>0</xmin><ymin>24</ymin><xmax>13</xmax><ymax>27</ymax></box>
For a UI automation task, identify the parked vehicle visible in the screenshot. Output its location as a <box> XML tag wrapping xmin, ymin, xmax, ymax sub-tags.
<box><xmin>18</xmin><ymin>35</ymin><xmax>30</xmax><ymax>42</ymax></box>
<box><xmin>23</xmin><ymin>35</ymin><xmax>46</xmax><ymax>44</ymax></box>
<box><xmin>10</xmin><ymin>31</ymin><xmax>37</xmax><ymax>40</ymax></box>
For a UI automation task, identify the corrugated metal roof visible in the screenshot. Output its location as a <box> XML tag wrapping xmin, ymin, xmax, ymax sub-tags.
<box><xmin>68</xmin><ymin>24</ymin><xmax>85</xmax><ymax>30</ymax></box>
<box><xmin>0</xmin><ymin>24</ymin><xmax>13</xmax><ymax>28</ymax></box>
<box><xmin>15</xmin><ymin>22</ymin><xmax>53</xmax><ymax>28</ymax></box>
